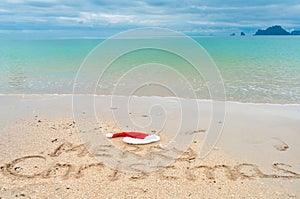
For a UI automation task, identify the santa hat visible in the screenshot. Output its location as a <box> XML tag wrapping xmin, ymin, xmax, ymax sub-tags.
<box><xmin>106</xmin><ymin>132</ymin><xmax>160</xmax><ymax>145</ymax></box>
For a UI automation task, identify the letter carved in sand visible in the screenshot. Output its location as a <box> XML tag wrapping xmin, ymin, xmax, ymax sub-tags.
<box><xmin>1</xmin><ymin>142</ymin><xmax>300</xmax><ymax>181</ymax></box>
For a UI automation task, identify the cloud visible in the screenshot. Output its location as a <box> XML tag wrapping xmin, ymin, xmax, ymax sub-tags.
<box><xmin>0</xmin><ymin>0</ymin><xmax>299</xmax><ymax>37</ymax></box>
<box><xmin>0</xmin><ymin>8</ymin><xmax>10</xmax><ymax>13</ymax></box>
<box><xmin>79</xmin><ymin>12</ymin><xmax>135</xmax><ymax>24</ymax></box>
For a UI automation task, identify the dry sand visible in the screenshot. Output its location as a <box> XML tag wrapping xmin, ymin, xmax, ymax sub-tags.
<box><xmin>0</xmin><ymin>95</ymin><xmax>299</xmax><ymax>198</ymax></box>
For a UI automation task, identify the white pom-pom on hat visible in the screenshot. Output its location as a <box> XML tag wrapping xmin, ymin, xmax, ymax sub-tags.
<box><xmin>106</xmin><ymin>133</ymin><xmax>113</xmax><ymax>138</ymax></box>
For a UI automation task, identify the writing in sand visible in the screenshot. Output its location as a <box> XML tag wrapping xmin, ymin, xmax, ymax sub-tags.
<box><xmin>1</xmin><ymin>142</ymin><xmax>299</xmax><ymax>181</ymax></box>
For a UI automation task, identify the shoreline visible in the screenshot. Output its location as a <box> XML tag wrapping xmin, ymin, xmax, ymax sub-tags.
<box><xmin>0</xmin><ymin>93</ymin><xmax>299</xmax><ymax>106</ymax></box>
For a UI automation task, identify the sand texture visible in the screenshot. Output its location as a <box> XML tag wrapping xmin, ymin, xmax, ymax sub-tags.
<box><xmin>0</xmin><ymin>95</ymin><xmax>299</xmax><ymax>198</ymax></box>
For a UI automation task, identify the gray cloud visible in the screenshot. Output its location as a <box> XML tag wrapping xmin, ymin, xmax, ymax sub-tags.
<box><xmin>0</xmin><ymin>0</ymin><xmax>299</xmax><ymax>37</ymax></box>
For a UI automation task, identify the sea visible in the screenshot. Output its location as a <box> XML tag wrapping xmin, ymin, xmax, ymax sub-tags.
<box><xmin>0</xmin><ymin>36</ymin><xmax>299</xmax><ymax>104</ymax></box>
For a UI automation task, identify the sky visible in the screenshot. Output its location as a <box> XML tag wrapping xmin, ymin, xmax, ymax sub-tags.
<box><xmin>0</xmin><ymin>0</ymin><xmax>299</xmax><ymax>38</ymax></box>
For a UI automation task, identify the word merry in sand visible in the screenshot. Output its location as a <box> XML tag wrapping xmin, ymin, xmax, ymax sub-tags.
<box><xmin>0</xmin><ymin>142</ymin><xmax>300</xmax><ymax>181</ymax></box>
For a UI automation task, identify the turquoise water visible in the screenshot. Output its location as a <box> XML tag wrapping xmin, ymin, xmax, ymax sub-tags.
<box><xmin>0</xmin><ymin>37</ymin><xmax>299</xmax><ymax>104</ymax></box>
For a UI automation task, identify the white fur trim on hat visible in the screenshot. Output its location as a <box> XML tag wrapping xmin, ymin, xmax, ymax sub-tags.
<box><xmin>122</xmin><ymin>135</ymin><xmax>160</xmax><ymax>145</ymax></box>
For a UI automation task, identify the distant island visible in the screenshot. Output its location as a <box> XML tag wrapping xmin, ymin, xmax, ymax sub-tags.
<box><xmin>229</xmin><ymin>32</ymin><xmax>245</xmax><ymax>36</ymax></box>
<box><xmin>254</xmin><ymin>25</ymin><xmax>300</xmax><ymax>35</ymax></box>
<box><xmin>291</xmin><ymin>30</ymin><xmax>300</xmax><ymax>35</ymax></box>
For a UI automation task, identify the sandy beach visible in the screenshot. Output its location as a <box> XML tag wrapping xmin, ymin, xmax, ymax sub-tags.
<box><xmin>0</xmin><ymin>95</ymin><xmax>299</xmax><ymax>198</ymax></box>
<box><xmin>1</xmin><ymin>0</ymin><xmax>300</xmax><ymax>198</ymax></box>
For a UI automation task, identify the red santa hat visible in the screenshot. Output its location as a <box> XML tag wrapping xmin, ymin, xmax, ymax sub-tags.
<box><xmin>106</xmin><ymin>132</ymin><xmax>160</xmax><ymax>144</ymax></box>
